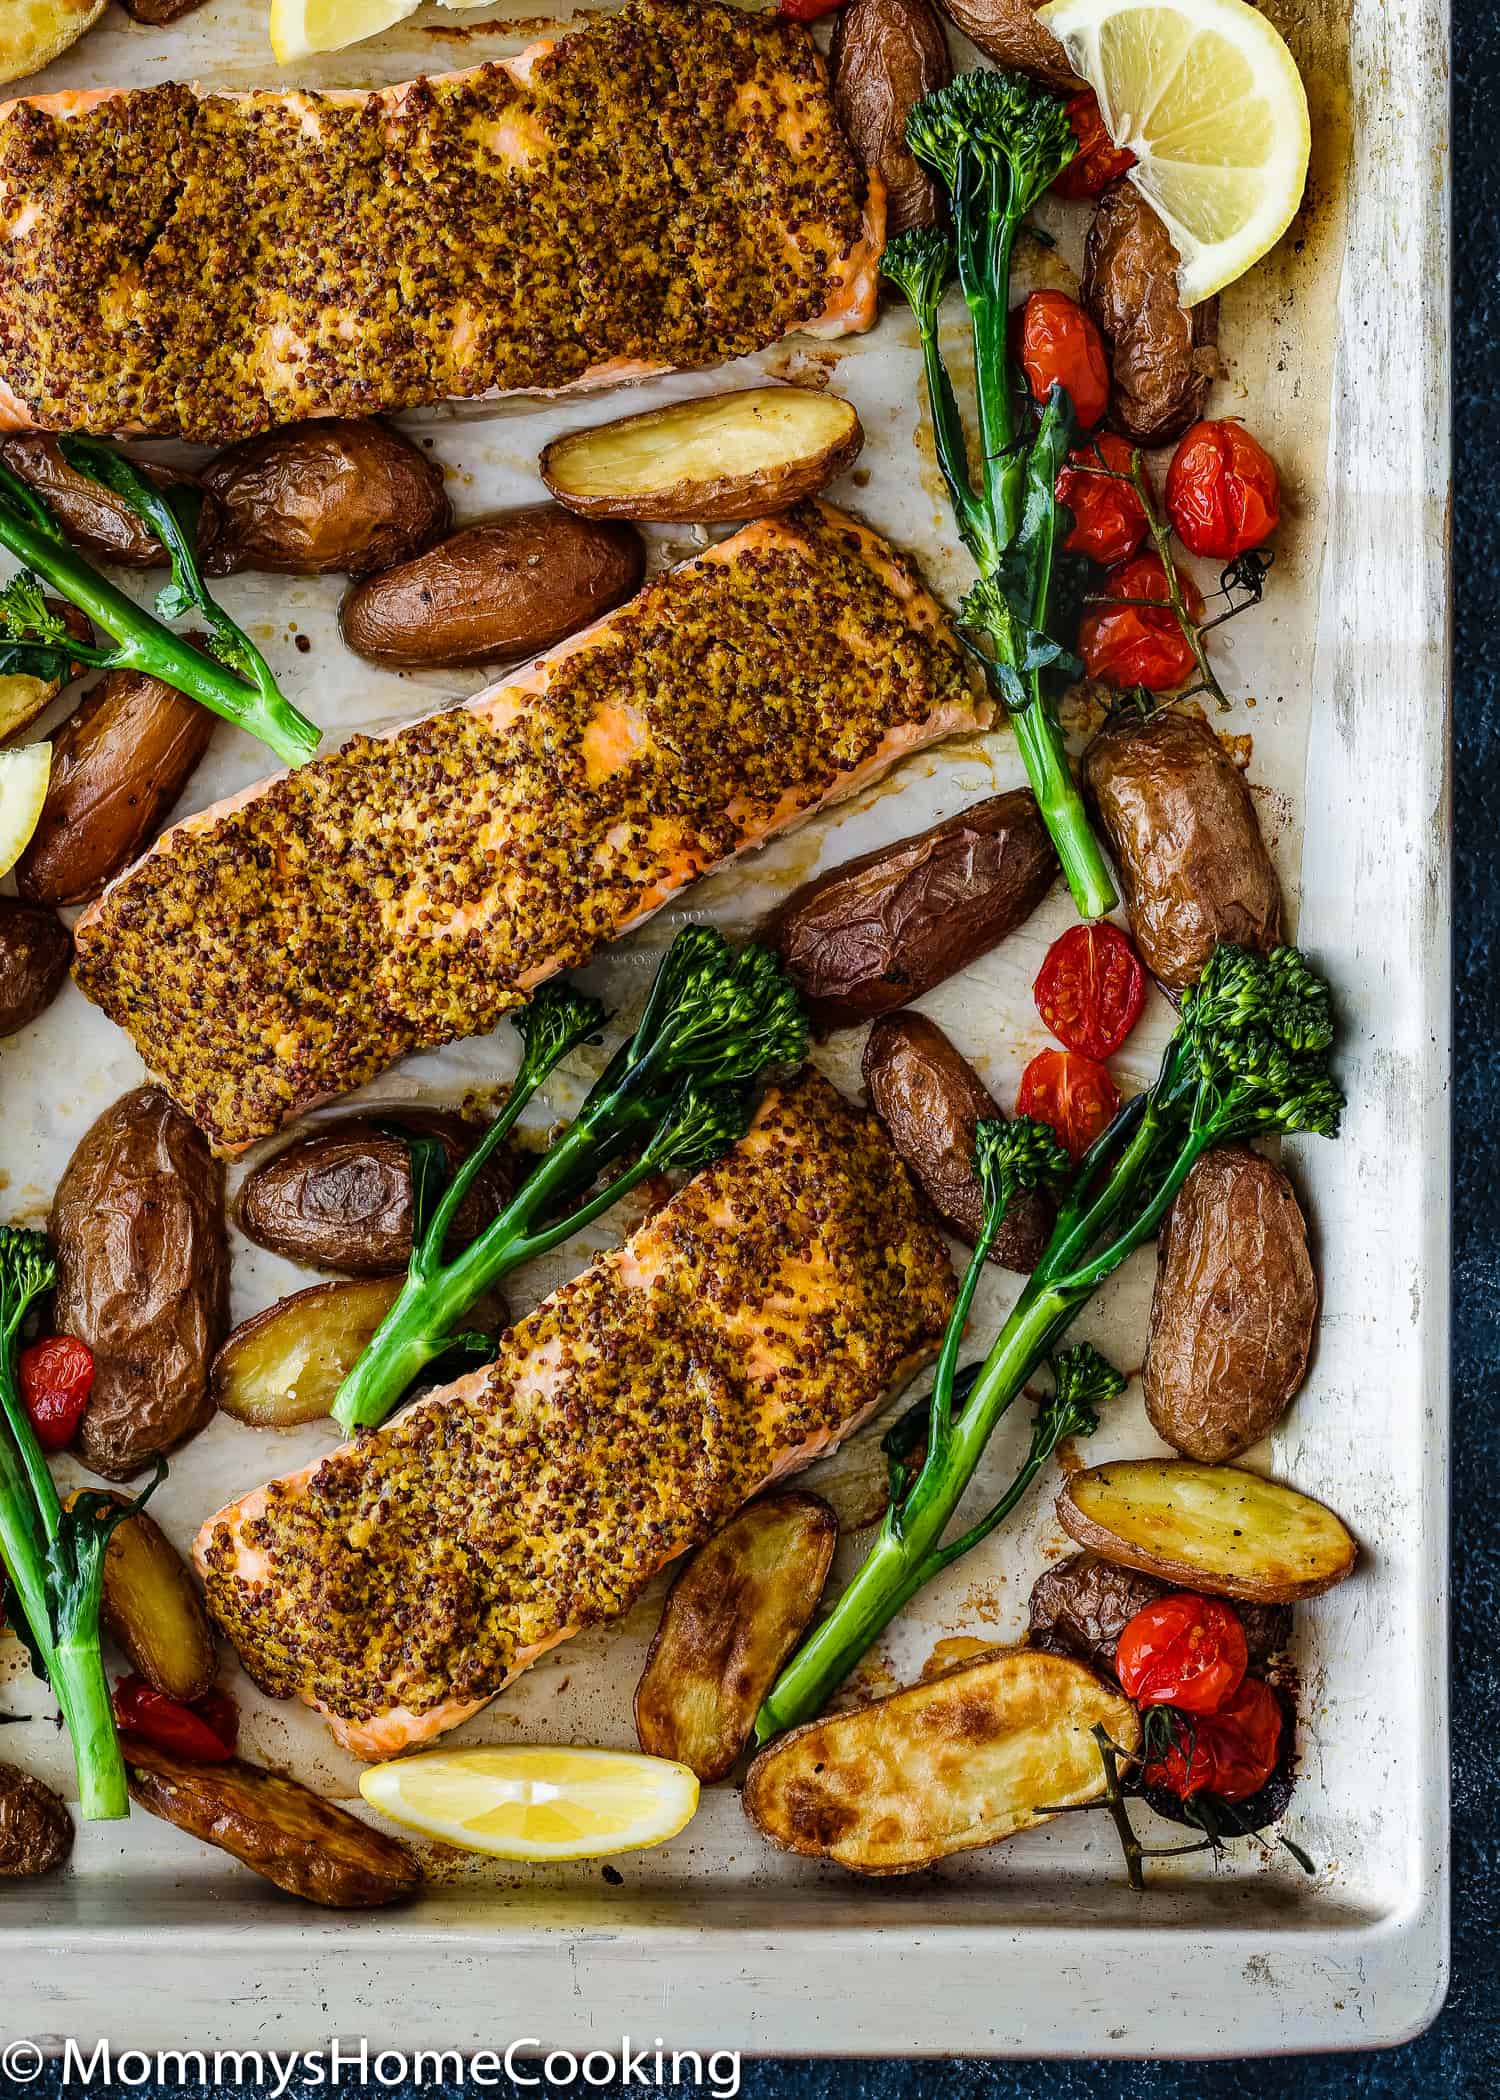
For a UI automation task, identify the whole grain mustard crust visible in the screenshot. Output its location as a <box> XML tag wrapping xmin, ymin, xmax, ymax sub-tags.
<box><xmin>199</xmin><ymin>1073</ymin><xmax>957</xmax><ymax>1734</ymax></box>
<box><xmin>0</xmin><ymin>0</ymin><xmax>870</xmax><ymax>440</ymax></box>
<box><xmin>73</xmin><ymin>503</ymin><xmax>976</xmax><ymax>1152</ymax></box>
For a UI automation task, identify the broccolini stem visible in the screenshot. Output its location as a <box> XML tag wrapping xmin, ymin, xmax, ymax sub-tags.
<box><xmin>52</xmin><ymin>1630</ymin><xmax>126</xmax><ymax>1823</ymax></box>
<box><xmin>1010</xmin><ymin>692</ymin><xmax>1118</xmax><ymax>921</ymax></box>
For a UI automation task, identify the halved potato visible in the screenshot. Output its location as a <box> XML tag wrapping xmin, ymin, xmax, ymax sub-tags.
<box><xmin>211</xmin><ymin>1277</ymin><xmax>404</xmax><ymax>1427</ymax></box>
<box><xmin>1057</xmin><ymin>1460</ymin><xmax>1358</xmax><ymax>1602</ymax></box>
<box><xmin>99</xmin><ymin>1502</ymin><xmax>218</xmax><ymax>1703</ymax></box>
<box><xmin>0</xmin><ymin>0</ymin><xmax>107</xmax><ymax>86</ymax></box>
<box><xmin>744</xmin><ymin>1648</ymin><xmax>1139</xmax><ymax>1876</ymax></box>
<box><xmin>539</xmin><ymin>387</ymin><xmax>864</xmax><ymax>523</ymax></box>
<box><xmin>635</xmin><ymin>1491</ymin><xmax>837</xmax><ymax>1781</ymax></box>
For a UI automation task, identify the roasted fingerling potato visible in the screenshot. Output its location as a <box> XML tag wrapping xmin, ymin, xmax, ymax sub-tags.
<box><xmin>341</xmin><ymin>508</ymin><xmax>644</xmax><ymax>671</ymax></box>
<box><xmin>1057</xmin><ymin>1459</ymin><xmax>1358</xmax><ymax>1603</ymax></box>
<box><xmin>1027</xmin><ymin>1550</ymin><xmax>1291</xmax><ymax>1678</ymax></box>
<box><xmin>16</xmin><ymin>667</ymin><xmax>215</xmax><ymax>907</ymax></box>
<box><xmin>0</xmin><ymin>436</ymin><xmax>213</xmax><ymax>572</ymax></box>
<box><xmin>0</xmin><ymin>1</ymin><xmax>107</xmax><ymax>87</ymax></box>
<box><xmin>122</xmin><ymin>1737</ymin><xmax>421</xmax><ymax>1908</ymax></box>
<box><xmin>832</xmin><ymin>0</ymin><xmax>953</xmax><ymax>236</ymax></box>
<box><xmin>1144</xmin><ymin>1146</ymin><xmax>1317</xmax><ymax>1461</ymax></box>
<box><xmin>52</xmin><ymin>1087</ymin><xmax>229</xmax><ymax>1482</ymax></box>
<box><xmin>211</xmin><ymin>1277</ymin><xmax>405</xmax><ymax>1429</ymax></box>
<box><xmin>635</xmin><ymin>1492</ymin><xmax>837</xmax><ymax>1781</ymax></box>
<box><xmin>744</xmin><ymin>1647</ymin><xmax>1139</xmax><ymax>1875</ymax></box>
<box><xmin>540</xmin><ymin>388</ymin><xmax>864</xmax><ymax>523</ymax></box>
<box><xmin>934</xmin><ymin>0</ymin><xmax>1079</xmax><ymax>88</ymax></box>
<box><xmin>89</xmin><ymin>1498</ymin><xmax>218</xmax><ymax>1702</ymax></box>
<box><xmin>0</xmin><ymin>898</ymin><xmax>70</xmax><ymax>1036</ymax></box>
<box><xmin>1082</xmin><ymin>708</ymin><xmax>1282</xmax><ymax>995</ymax></box>
<box><xmin>862</xmin><ymin>1012</ymin><xmax>1053</xmax><ymax>1271</ymax></box>
<box><xmin>0</xmin><ymin>1763</ymin><xmax>74</xmax><ymax>1878</ymax></box>
<box><xmin>0</xmin><ymin>601</ymin><xmax>92</xmax><ymax>745</ymax></box>
<box><xmin>1082</xmin><ymin>181</ymin><xmax>1220</xmax><ymax>448</ymax></box>
<box><xmin>235</xmin><ymin>1109</ymin><xmax>516</xmax><ymax>1276</ymax></box>
<box><xmin>768</xmin><ymin>790</ymin><xmax>1057</xmax><ymax>1026</ymax></box>
<box><xmin>201</xmin><ymin>419</ymin><xmax>450</xmax><ymax>579</ymax></box>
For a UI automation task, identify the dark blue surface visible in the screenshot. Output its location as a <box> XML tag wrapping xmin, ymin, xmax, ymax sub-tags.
<box><xmin>4</xmin><ymin>3</ymin><xmax>1490</xmax><ymax>2093</ymax></box>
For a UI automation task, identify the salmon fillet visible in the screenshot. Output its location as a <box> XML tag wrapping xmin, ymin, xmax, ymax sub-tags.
<box><xmin>73</xmin><ymin>502</ymin><xmax>987</xmax><ymax>1153</ymax></box>
<box><xmin>0</xmin><ymin>0</ymin><xmax>882</xmax><ymax>442</ymax></box>
<box><xmin>193</xmin><ymin>1072</ymin><xmax>957</xmax><ymax>1761</ymax></box>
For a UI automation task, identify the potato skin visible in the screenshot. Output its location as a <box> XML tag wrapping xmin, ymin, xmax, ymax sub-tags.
<box><xmin>119</xmin><ymin>0</ymin><xmax>207</xmax><ymax>20</ymax></box>
<box><xmin>1082</xmin><ymin>181</ymin><xmax>1219</xmax><ymax>448</ymax></box>
<box><xmin>96</xmin><ymin>1500</ymin><xmax>218</xmax><ymax>1703</ymax></box>
<box><xmin>833</xmin><ymin>0</ymin><xmax>953</xmax><ymax>236</ymax></box>
<box><xmin>236</xmin><ymin>1110</ymin><xmax>515</xmax><ymax>1276</ymax></box>
<box><xmin>862</xmin><ymin>1013</ymin><xmax>1051</xmax><ymax>1271</ymax></box>
<box><xmin>1082</xmin><ymin>709</ymin><xmax>1281</xmax><ymax>995</ymax></box>
<box><xmin>1144</xmin><ymin>1147</ymin><xmax>1316</xmax><ymax>1462</ymax></box>
<box><xmin>0</xmin><ymin>899</ymin><xmax>70</xmax><ymax>1036</ymax></box>
<box><xmin>635</xmin><ymin>1491</ymin><xmax>837</xmax><ymax>1781</ymax></box>
<box><xmin>201</xmin><ymin>419</ymin><xmax>450</xmax><ymax>579</ymax></box>
<box><xmin>340</xmin><ymin>509</ymin><xmax>644</xmax><ymax>670</ymax></box>
<box><xmin>122</xmin><ymin>1737</ymin><xmax>420</xmax><ymax>1908</ymax></box>
<box><xmin>16</xmin><ymin>668</ymin><xmax>214</xmax><ymax>907</ymax></box>
<box><xmin>0</xmin><ymin>436</ymin><xmax>212</xmax><ymax>571</ymax></box>
<box><xmin>1027</xmin><ymin>1549</ymin><xmax>1291</xmax><ymax>1677</ymax></box>
<box><xmin>935</xmin><ymin>0</ymin><xmax>1077</xmax><ymax>88</ymax></box>
<box><xmin>768</xmin><ymin>791</ymin><xmax>1057</xmax><ymax>1026</ymax></box>
<box><xmin>0</xmin><ymin>1763</ymin><xmax>73</xmax><ymax>1878</ymax></box>
<box><xmin>52</xmin><ymin>1087</ymin><xmax>229</xmax><ymax>1482</ymax></box>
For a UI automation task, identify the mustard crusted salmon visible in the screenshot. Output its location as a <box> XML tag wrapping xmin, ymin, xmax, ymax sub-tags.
<box><xmin>73</xmin><ymin>502</ymin><xmax>986</xmax><ymax>1154</ymax></box>
<box><xmin>0</xmin><ymin>0</ymin><xmax>881</xmax><ymax>443</ymax></box>
<box><xmin>194</xmin><ymin>1072</ymin><xmax>957</xmax><ymax>1761</ymax></box>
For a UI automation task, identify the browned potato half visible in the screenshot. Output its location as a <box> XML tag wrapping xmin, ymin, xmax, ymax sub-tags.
<box><xmin>1082</xmin><ymin>181</ymin><xmax>1219</xmax><ymax>448</ymax></box>
<box><xmin>201</xmin><ymin>419</ymin><xmax>450</xmax><ymax>579</ymax></box>
<box><xmin>0</xmin><ymin>1</ymin><xmax>107</xmax><ymax>86</ymax></box>
<box><xmin>212</xmin><ymin>1277</ymin><xmax>403</xmax><ymax>1428</ymax></box>
<box><xmin>340</xmin><ymin>508</ymin><xmax>644</xmax><ymax>670</ymax></box>
<box><xmin>16</xmin><ymin>667</ymin><xmax>214</xmax><ymax>907</ymax></box>
<box><xmin>0</xmin><ymin>899</ymin><xmax>70</xmax><ymax>1036</ymax></box>
<box><xmin>540</xmin><ymin>389</ymin><xmax>863</xmax><ymax>524</ymax></box>
<box><xmin>635</xmin><ymin>1492</ymin><xmax>837</xmax><ymax>1781</ymax></box>
<box><xmin>122</xmin><ymin>1737</ymin><xmax>420</xmax><ymax>1908</ymax></box>
<box><xmin>768</xmin><ymin>791</ymin><xmax>1056</xmax><ymax>1026</ymax></box>
<box><xmin>119</xmin><ymin>0</ymin><xmax>207</xmax><ymax>22</ymax></box>
<box><xmin>236</xmin><ymin>1109</ymin><xmax>515</xmax><ymax>1276</ymax></box>
<box><xmin>744</xmin><ymin>1648</ymin><xmax>1139</xmax><ymax>1875</ymax></box>
<box><xmin>935</xmin><ymin>0</ymin><xmax>1078</xmax><ymax>88</ymax></box>
<box><xmin>862</xmin><ymin>1012</ymin><xmax>1051</xmax><ymax>1271</ymax></box>
<box><xmin>0</xmin><ymin>437</ymin><xmax>211</xmax><ymax>572</ymax></box>
<box><xmin>1058</xmin><ymin>1460</ymin><xmax>1357</xmax><ymax>1602</ymax></box>
<box><xmin>1144</xmin><ymin>1147</ymin><xmax>1316</xmax><ymax>1461</ymax></box>
<box><xmin>0</xmin><ymin>601</ymin><xmax>91</xmax><ymax>744</ymax></box>
<box><xmin>1082</xmin><ymin>708</ymin><xmax>1280</xmax><ymax>995</ymax></box>
<box><xmin>94</xmin><ymin>1501</ymin><xmax>218</xmax><ymax>1702</ymax></box>
<box><xmin>1027</xmin><ymin>1549</ymin><xmax>1290</xmax><ymax>1677</ymax></box>
<box><xmin>833</xmin><ymin>0</ymin><xmax>952</xmax><ymax>235</ymax></box>
<box><xmin>0</xmin><ymin>1763</ymin><xmax>73</xmax><ymax>1878</ymax></box>
<box><xmin>52</xmin><ymin>1087</ymin><xmax>229</xmax><ymax>1482</ymax></box>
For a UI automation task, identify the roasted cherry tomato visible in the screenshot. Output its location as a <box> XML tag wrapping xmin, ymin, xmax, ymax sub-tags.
<box><xmin>1165</xmin><ymin>419</ymin><xmax>1281</xmax><ymax>560</ymax></box>
<box><xmin>113</xmin><ymin>1676</ymin><xmax>237</xmax><ymax>1763</ymax></box>
<box><xmin>1056</xmin><ymin>431</ymin><xmax>1151</xmax><ymax>567</ymax></box>
<box><xmin>18</xmin><ymin>1335</ymin><xmax>94</xmax><ymax>1455</ymax></box>
<box><xmin>1078</xmin><ymin>550</ymin><xmax>1204</xmax><ymax>691</ymax></box>
<box><xmin>1018</xmin><ymin>291</ymin><xmax>1110</xmax><ymax>430</ymax></box>
<box><xmin>1051</xmin><ymin>90</ymin><xmax>1138</xmax><ymax>201</ymax></box>
<box><xmin>1016</xmin><ymin>1047</ymin><xmax>1121</xmax><ymax>1160</ymax></box>
<box><xmin>1115</xmin><ymin>1593</ymin><xmax>1248</xmax><ymax>1716</ymax></box>
<box><xmin>778</xmin><ymin>0</ymin><xmax>845</xmax><ymax>17</ymax></box>
<box><xmin>1144</xmin><ymin>1677</ymin><xmax>1283</xmax><ymax>1803</ymax></box>
<box><xmin>191</xmin><ymin>1686</ymin><xmax>241</xmax><ymax>1755</ymax></box>
<box><xmin>1033</xmin><ymin>921</ymin><xmax>1148</xmax><ymax>1060</ymax></box>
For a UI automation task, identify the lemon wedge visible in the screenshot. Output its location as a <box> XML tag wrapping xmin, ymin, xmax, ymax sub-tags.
<box><xmin>359</xmin><ymin>1746</ymin><xmax>700</xmax><ymax>1862</ymax></box>
<box><xmin>0</xmin><ymin>743</ymin><xmax>50</xmax><ymax>878</ymax></box>
<box><xmin>1036</xmin><ymin>0</ymin><xmax>1310</xmax><ymax>305</ymax></box>
<box><xmin>270</xmin><ymin>0</ymin><xmax>490</xmax><ymax>64</ymax></box>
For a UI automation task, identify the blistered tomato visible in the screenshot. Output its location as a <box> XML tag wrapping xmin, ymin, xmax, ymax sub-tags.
<box><xmin>1018</xmin><ymin>291</ymin><xmax>1111</xmax><ymax>430</ymax></box>
<box><xmin>1165</xmin><ymin>420</ymin><xmax>1281</xmax><ymax>559</ymax></box>
<box><xmin>1057</xmin><ymin>431</ymin><xmax>1151</xmax><ymax>566</ymax></box>
<box><xmin>1051</xmin><ymin>91</ymin><xmax>1138</xmax><ymax>201</ymax></box>
<box><xmin>113</xmin><ymin>1677</ymin><xmax>238</xmax><ymax>1763</ymax></box>
<box><xmin>1033</xmin><ymin>921</ymin><xmax>1147</xmax><ymax>1060</ymax></box>
<box><xmin>1115</xmin><ymin>1594</ymin><xmax>1248</xmax><ymax>1716</ymax></box>
<box><xmin>1016</xmin><ymin>1047</ymin><xmax>1121</xmax><ymax>1160</ymax></box>
<box><xmin>1078</xmin><ymin>550</ymin><xmax>1203</xmax><ymax>691</ymax></box>
<box><xmin>1144</xmin><ymin>1677</ymin><xmax>1284</xmax><ymax>1802</ymax></box>
<box><xmin>18</xmin><ymin>1335</ymin><xmax>94</xmax><ymax>1454</ymax></box>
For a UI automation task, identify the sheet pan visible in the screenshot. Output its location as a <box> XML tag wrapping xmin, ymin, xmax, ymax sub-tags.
<box><xmin>0</xmin><ymin>0</ymin><xmax>1449</xmax><ymax>2057</ymax></box>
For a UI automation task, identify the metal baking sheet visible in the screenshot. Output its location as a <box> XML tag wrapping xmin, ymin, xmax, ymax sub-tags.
<box><xmin>0</xmin><ymin>0</ymin><xmax>1448</xmax><ymax>2058</ymax></box>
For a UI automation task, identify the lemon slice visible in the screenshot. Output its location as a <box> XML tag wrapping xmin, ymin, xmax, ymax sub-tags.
<box><xmin>270</xmin><ymin>0</ymin><xmax>490</xmax><ymax>63</ymax></box>
<box><xmin>359</xmin><ymin>1746</ymin><xmax>700</xmax><ymax>1862</ymax></box>
<box><xmin>1036</xmin><ymin>0</ymin><xmax>1310</xmax><ymax>304</ymax></box>
<box><xmin>0</xmin><ymin>743</ymin><xmax>50</xmax><ymax>878</ymax></box>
